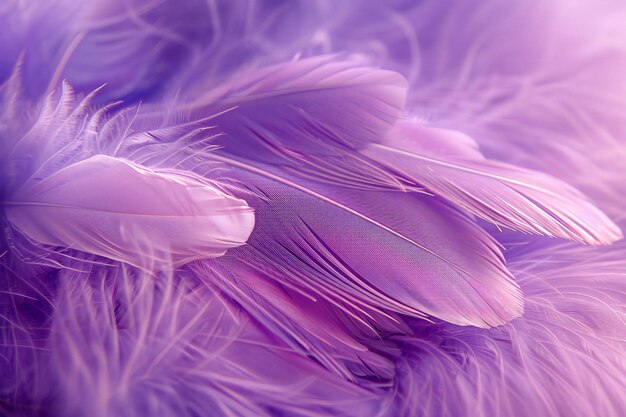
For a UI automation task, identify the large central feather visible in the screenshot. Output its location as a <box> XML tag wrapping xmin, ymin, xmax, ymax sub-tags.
<box><xmin>217</xmin><ymin>163</ymin><xmax>523</xmax><ymax>328</ymax></box>
<box><xmin>118</xmin><ymin>57</ymin><xmax>524</xmax><ymax>328</ymax></box>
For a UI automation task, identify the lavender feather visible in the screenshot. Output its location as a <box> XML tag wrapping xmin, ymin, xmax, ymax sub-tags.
<box><xmin>1</xmin><ymin>1</ymin><xmax>626</xmax><ymax>417</ymax></box>
<box><xmin>363</xmin><ymin>120</ymin><xmax>622</xmax><ymax>245</ymax></box>
<box><xmin>6</xmin><ymin>155</ymin><xmax>254</xmax><ymax>268</ymax></box>
<box><xmin>103</xmin><ymin>57</ymin><xmax>525</xmax><ymax>329</ymax></box>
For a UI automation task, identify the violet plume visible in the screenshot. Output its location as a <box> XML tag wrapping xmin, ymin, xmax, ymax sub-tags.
<box><xmin>1</xmin><ymin>1</ymin><xmax>625</xmax><ymax>416</ymax></box>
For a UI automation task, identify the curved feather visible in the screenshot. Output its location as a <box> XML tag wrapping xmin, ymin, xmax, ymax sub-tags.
<box><xmin>114</xmin><ymin>58</ymin><xmax>523</xmax><ymax>328</ymax></box>
<box><xmin>387</xmin><ymin>241</ymin><xmax>626</xmax><ymax>417</ymax></box>
<box><xmin>194</xmin><ymin>260</ymin><xmax>401</xmax><ymax>383</ymax></box>
<box><xmin>5</xmin><ymin>155</ymin><xmax>254</xmax><ymax>267</ymax></box>
<box><xmin>363</xmin><ymin>121</ymin><xmax>623</xmax><ymax>245</ymax></box>
<box><xmin>165</xmin><ymin>56</ymin><xmax>411</xmax><ymax>191</ymax></box>
<box><xmin>214</xmin><ymin>160</ymin><xmax>523</xmax><ymax>329</ymax></box>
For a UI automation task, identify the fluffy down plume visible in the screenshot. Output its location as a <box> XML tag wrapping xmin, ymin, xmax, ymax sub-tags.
<box><xmin>1</xmin><ymin>1</ymin><xmax>625</xmax><ymax>417</ymax></box>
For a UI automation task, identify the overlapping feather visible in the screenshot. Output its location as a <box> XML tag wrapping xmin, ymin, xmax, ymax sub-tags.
<box><xmin>363</xmin><ymin>120</ymin><xmax>622</xmax><ymax>245</ymax></box>
<box><xmin>1</xmin><ymin>1</ymin><xmax>626</xmax><ymax>416</ymax></box>
<box><xmin>386</xmin><ymin>241</ymin><xmax>626</xmax><ymax>417</ymax></box>
<box><xmin>113</xmin><ymin>57</ymin><xmax>529</xmax><ymax>329</ymax></box>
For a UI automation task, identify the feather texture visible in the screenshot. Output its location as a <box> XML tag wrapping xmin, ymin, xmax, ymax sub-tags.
<box><xmin>5</xmin><ymin>155</ymin><xmax>254</xmax><ymax>268</ymax></box>
<box><xmin>2</xmin><ymin>1</ymin><xmax>626</xmax><ymax>416</ymax></box>
<box><xmin>363</xmin><ymin>121</ymin><xmax>622</xmax><ymax>245</ymax></box>
<box><xmin>26</xmin><ymin>262</ymin><xmax>376</xmax><ymax>417</ymax></box>
<box><xmin>150</xmin><ymin>56</ymin><xmax>411</xmax><ymax>191</ymax></box>
<box><xmin>386</xmin><ymin>241</ymin><xmax>626</xmax><ymax>417</ymax></box>
<box><xmin>218</xmin><ymin>167</ymin><xmax>523</xmax><ymax>329</ymax></box>
<box><xmin>193</xmin><ymin>260</ymin><xmax>402</xmax><ymax>383</ymax></box>
<box><xmin>116</xmin><ymin>58</ymin><xmax>524</xmax><ymax>328</ymax></box>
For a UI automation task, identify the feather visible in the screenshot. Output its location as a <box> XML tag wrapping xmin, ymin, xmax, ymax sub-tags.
<box><xmin>5</xmin><ymin>155</ymin><xmax>254</xmax><ymax>268</ymax></box>
<box><xmin>214</xmin><ymin>164</ymin><xmax>523</xmax><ymax>329</ymax></box>
<box><xmin>193</xmin><ymin>260</ymin><xmax>402</xmax><ymax>383</ymax></box>
<box><xmin>115</xmin><ymin>58</ymin><xmax>523</xmax><ymax>328</ymax></box>
<box><xmin>142</xmin><ymin>56</ymin><xmax>411</xmax><ymax>191</ymax></box>
<box><xmin>38</xmin><ymin>263</ymin><xmax>376</xmax><ymax>417</ymax></box>
<box><xmin>362</xmin><ymin>120</ymin><xmax>622</xmax><ymax>245</ymax></box>
<box><xmin>386</xmin><ymin>241</ymin><xmax>626</xmax><ymax>417</ymax></box>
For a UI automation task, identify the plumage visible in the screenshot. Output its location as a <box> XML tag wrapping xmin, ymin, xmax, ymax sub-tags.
<box><xmin>5</xmin><ymin>155</ymin><xmax>254</xmax><ymax>268</ymax></box>
<box><xmin>105</xmin><ymin>57</ymin><xmax>524</xmax><ymax>329</ymax></box>
<box><xmin>1</xmin><ymin>1</ymin><xmax>626</xmax><ymax>417</ymax></box>
<box><xmin>363</xmin><ymin>120</ymin><xmax>622</xmax><ymax>245</ymax></box>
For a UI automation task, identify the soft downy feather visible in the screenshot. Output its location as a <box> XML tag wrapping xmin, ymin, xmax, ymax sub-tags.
<box><xmin>385</xmin><ymin>240</ymin><xmax>626</xmax><ymax>417</ymax></box>
<box><xmin>394</xmin><ymin>0</ymin><xmax>626</xmax><ymax>224</ymax></box>
<box><xmin>9</xmin><ymin>260</ymin><xmax>377</xmax><ymax>417</ymax></box>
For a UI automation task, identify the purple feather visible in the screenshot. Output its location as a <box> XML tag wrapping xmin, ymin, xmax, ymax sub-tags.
<box><xmin>363</xmin><ymin>120</ymin><xmax>622</xmax><ymax>245</ymax></box>
<box><xmin>6</xmin><ymin>155</ymin><xmax>254</xmax><ymax>268</ymax></box>
<box><xmin>1</xmin><ymin>1</ymin><xmax>625</xmax><ymax>417</ymax></box>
